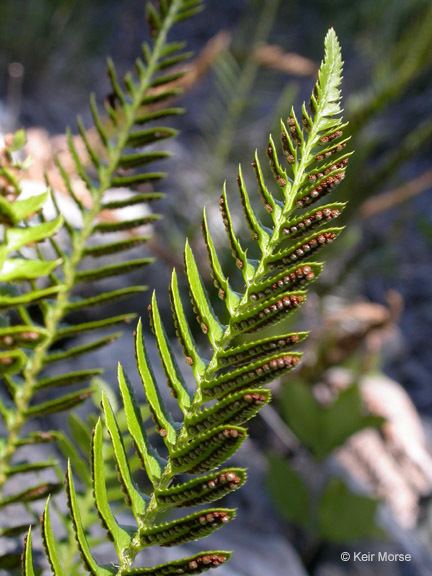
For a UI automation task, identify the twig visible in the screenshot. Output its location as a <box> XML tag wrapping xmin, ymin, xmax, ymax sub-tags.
<box><xmin>360</xmin><ymin>169</ymin><xmax>432</xmax><ymax>219</ymax></box>
<box><xmin>255</xmin><ymin>44</ymin><xmax>316</xmax><ymax>76</ymax></box>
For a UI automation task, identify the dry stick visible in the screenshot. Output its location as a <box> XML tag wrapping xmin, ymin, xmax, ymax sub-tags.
<box><xmin>255</xmin><ymin>44</ymin><xmax>317</xmax><ymax>76</ymax></box>
<box><xmin>360</xmin><ymin>169</ymin><xmax>432</xmax><ymax>219</ymax></box>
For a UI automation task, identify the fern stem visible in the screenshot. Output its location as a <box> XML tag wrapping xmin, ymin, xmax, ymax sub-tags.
<box><xmin>0</xmin><ymin>1</ymin><xmax>181</xmax><ymax>492</ymax></box>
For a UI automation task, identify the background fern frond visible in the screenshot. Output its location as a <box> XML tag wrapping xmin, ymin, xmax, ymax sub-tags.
<box><xmin>0</xmin><ymin>1</ymin><xmax>203</xmax><ymax>567</ymax></box>
<box><xmin>32</xmin><ymin>27</ymin><xmax>350</xmax><ymax>575</ymax></box>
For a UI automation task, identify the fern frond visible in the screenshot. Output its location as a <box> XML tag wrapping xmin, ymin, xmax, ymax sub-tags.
<box><xmin>0</xmin><ymin>133</ymin><xmax>62</xmax><ymax>439</ymax></box>
<box><xmin>32</xmin><ymin>28</ymin><xmax>349</xmax><ymax>574</ymax></box>
<box><xmin>0</xmin><ymin>0</ymin><xmax>202</xmax><ymax>560</ymax></box>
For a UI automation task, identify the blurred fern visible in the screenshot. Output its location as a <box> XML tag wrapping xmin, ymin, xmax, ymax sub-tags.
<box><xmin>0</xmin><ymin>0</ymin><xmax>202</xmax><ymax>570</ymax></box>
<box><xmin>25</xmin><ymin>28</ymin><xmax>351</xmax><ymax>575</ymax></box>
<box><xmin>207</xmin><ymin>0</ymin><xmax>281</xmax><ymax>188</ymax></box>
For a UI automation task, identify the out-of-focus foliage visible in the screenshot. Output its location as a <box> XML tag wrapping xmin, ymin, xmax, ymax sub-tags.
<box><xmin>0</xmin><ymin>0</ymin><xmax>108</xmax><ymax>85</ymax></box>
<box><xmin>268</xmin><ymin>457</ymin><xmax>382</xmax><ymax>543</ymax></box>
<box><xmin>281</xmin><ymin>382</ymin><xmax>383</xmax><ymax>460</ymax></box>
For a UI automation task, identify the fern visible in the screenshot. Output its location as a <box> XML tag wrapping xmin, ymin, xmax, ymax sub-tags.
<box><xmin>25</xmin><ymin>28</ymin><xmax>350</xmax><ymax>575</ymax></box>
<box><xmin>0</xmin><ymin>131</ymin><xmax>62</xmax><ymax>420</ymax></box>
<box><xmin>207</xmin><ymin>0</ymin><xmax>280</xmax><ymax>187</ymax></box>
<box><xmin>0</xmin><ymin>0</ymin><xmax>202</xmax><ymax>565</ymax></box>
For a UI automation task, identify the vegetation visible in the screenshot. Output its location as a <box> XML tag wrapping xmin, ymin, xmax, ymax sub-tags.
<box><xmin>3</xmin><ymin>0</ymin><xmax>424</xmax><ymax>574</ymax></box>
<box><xmin>0</xmin><ymin>0</ymin><xmax>349</xmax><ymax>574</ymax></box>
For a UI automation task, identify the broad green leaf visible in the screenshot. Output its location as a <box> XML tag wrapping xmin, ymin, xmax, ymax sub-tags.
<box><xmin>267</xmin><ymin>455</ymin><xmax>310</xmax><ymax>528</ymax></box>
<box><xmin>10</xmin><ymin>129</ymin><xmax>26</xmax><ymax>151</ymax></box>
<box><xmin>10</xmin><ymin>192</ymin><xmax>48</xmax><ymax>222</ymax></box>
<box><xmin>282</xmin><ymin>382</ymin><xmax>384</xmax><ymax>459</ymax></box>
<box><xmin>0</xmin><ymin>258</ymin><xmax>60</xmax><ymax>281</ymax></box>
<box><xmin>5</xmin><ymin>216</ymin><xmax>63</xmax><ymax>252</ymax></box>
<box><xmin>318</xmin><ymin>478</ymin><xmax>381</xmax><ymax>543</ymax></box>
<box><xmin>281</xmin><ymin>381</ymin><xmax>321</xmax><ymax>453</ymax></box>
<box><xmin>320</xmin><ymin>385</ymin><xmax>385</xmax><ymax>457</ymax></box>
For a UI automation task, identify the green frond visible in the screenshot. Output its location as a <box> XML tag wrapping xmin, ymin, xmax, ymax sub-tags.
<box><xmin>30</xmin><ymin>25</ymin><xmax>349</xmax><ymax>576</ymax></box>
